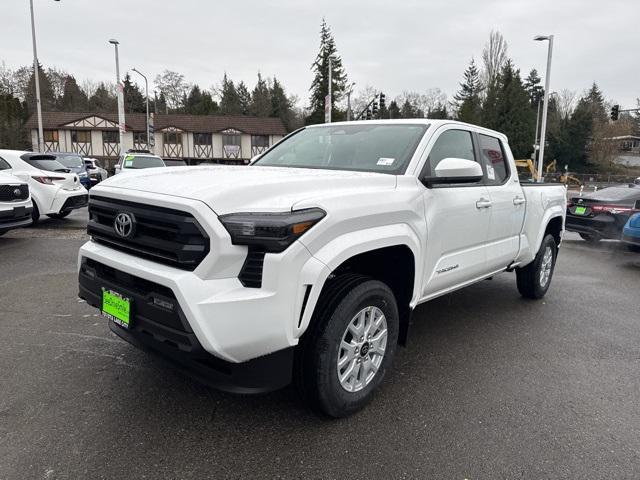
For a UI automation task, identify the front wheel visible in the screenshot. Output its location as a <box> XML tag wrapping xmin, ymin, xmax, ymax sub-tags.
<box><xmin>295</xmin><ymin>275</ymin><xmax>399</xmax><ymax>418</ymax></box>
<box><xmin>516</xmin><ymin>234</ymin><xmax>557</xmax><ymax>299</ymax></box>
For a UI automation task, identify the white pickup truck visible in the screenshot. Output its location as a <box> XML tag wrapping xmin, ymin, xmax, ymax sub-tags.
<box><xmin>78</xmin><ymin>120</ymin><xmax>566</xmax><ymax>417</ymax></box>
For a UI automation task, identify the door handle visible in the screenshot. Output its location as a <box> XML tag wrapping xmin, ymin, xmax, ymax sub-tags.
<box><xmin>513</xmin><ymin>196</ymin><xmax>526</xmax><ymax>206</ymax></box>
<box><xmin>476</xmin><ymin>198</ymin><xmax>492</xmax><ymax>209</ymax></box>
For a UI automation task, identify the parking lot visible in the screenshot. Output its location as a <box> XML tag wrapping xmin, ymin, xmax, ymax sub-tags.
<box><xmin>1</xmin><ymin>211</ymin><xmax>640</xmax><ymax>479</ymax></box>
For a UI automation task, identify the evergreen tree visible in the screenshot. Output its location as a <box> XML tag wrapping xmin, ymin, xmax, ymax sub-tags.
<box><xmin>400</xmin><ymin>100</ymin><xmax>419</xmax><ymax>119</ymax></box>
<box><xmin>269</xmin><ymin>77</ymin><xmax>294</xmax><ymax>129</ymax></box>
<box><xmin>428</xmin><ymin>102</ymin><xmax>448</xmax><ymax>119</ymax></box>
<box><xmin>155</xmin><ymin>91</ymin><xmax>168</xmax><ymax>114</ymax></box>
<box><xmin>122</xmin><ymin>73</ymin><xmax>145</xmax><ymax>113</ymax></box>
<box><xmin>236</xmin><ymin>81</ymin><xmax>251</xmax><ymax>115</ymax></box>
<box><xmin>219</xmin><ymin>74</ymin><xmax>241</xmax><ymax>115</ymax></box>
<box><xmin>489</xmin><ymin>61</ymin><xmax>536</xmax><ymax>158</ymax></box>
<box><xmin>88</xmin><ymin>82</ymin><xmax>117</xmax><ymax>113</ymax></box>
<box><xmin>387</xmin><ymin>100</ymin><xmax>400</xmax><ymax>119</ymax></box>
<box><xmin>59</xmin><ymin>75</ymin><xmax>89</xmax><ymax>111</ymax></box>
<box><xmin>185</xmin><ymin>85</ymin><xmax>219</xmax><ymax>115</ymax></box>
<box><xmin>25</xmin><ymin>63</ymin><xmax>56</xmax><ymax>114</ymax></box>
<box><xmin>250</xmin><ymin>74</ymin><xmax>271</xmax><ymax>117</ymax></box>
<box><xmin>523</xmin><ymin>69</ymin><xmax>543</xmax><ymax>106</ymax></box>
<box><xmin>0</xmin><ymin>92</ymin><xmax>29</xmax><ymax>149</ymax></box>
<box><xmin>307</xmin><ymin>18</ymin><xmax>347</xmax><ymax>124</ymax></box>
<box><xmin>454</xmin><ymin>58</ymin><xmax>482</xmax><ymax>124</ymax></box>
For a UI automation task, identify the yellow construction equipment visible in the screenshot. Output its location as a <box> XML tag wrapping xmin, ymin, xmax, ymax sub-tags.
<box><xmin>515</xmin><ymin>159</ymin><xmax>581</xmax><ymax>186</ymax></box>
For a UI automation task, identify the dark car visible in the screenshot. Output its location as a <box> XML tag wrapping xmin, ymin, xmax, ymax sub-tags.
<box><xmin>48</xmin><ymin>152</ymin><xmax>92</xmax><ymax>189</ymax></box>
<box><xmin>566</xmin><ymin>184</ymin><xmax>640</xmax><ymax>242</ymax></box>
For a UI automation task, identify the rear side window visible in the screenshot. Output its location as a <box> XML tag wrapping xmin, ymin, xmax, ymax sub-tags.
<box><xmin>478</xmin><ymin>134</ymin><xmax>509</xmax><ymax>185</ymax></box>
<box><xmin>426</xmin><ymin>129</ymin><xmax>477</xmax><ymax>177</ymax></box>
<box><xmin>0</xmin><ymin>156</ymin><xmax>10</xmax><ymax>170</ymax></box>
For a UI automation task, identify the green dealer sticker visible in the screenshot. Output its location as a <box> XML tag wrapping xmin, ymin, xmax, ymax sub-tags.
<box><xmin>102</xmin><ymin>289</ymin><xmax>131</xmax><ymax>328</ymax></box>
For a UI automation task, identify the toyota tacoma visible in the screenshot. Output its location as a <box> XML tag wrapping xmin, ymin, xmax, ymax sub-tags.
<box><xmin>78</xmin><ymin>120</ymin><xmax>566</xmax><ymax>417</ymax></box>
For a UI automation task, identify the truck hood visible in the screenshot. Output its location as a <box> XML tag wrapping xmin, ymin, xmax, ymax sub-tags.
<box><xmin>97</xmin><ymin>165</ymin><xmax>397</xmax><ymax>214</ymax></box>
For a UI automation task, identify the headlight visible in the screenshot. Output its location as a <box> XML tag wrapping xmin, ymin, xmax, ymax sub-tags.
<box><xmin>219</xmin><ymin>208</ymin><xmax>326</xmax><ymax>253</ymax></box>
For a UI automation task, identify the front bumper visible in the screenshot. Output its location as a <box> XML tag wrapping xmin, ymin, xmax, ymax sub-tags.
<box><xmin>78</xmin><ymin>257</ymin><xmax>293</xmax><ymax>393</ymax></box>
<box><xmin>46</xmin><ymin>187</ymin><xmax>88</xmax><ymax>215</ymax></box>
<box><xmin>0</xmin><ymin>204</ymin><xmax>33</xmax><ymax>231</ymax></box>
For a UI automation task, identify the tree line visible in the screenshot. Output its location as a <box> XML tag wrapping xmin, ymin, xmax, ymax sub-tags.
<box><xmin>0</xmin><ymin>62</ymin><xmax>302</xmax><ymax>150</ymax></box>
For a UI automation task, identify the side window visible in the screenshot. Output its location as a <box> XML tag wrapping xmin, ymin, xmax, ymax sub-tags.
<box><xmin>426</xmin><ymin>129</ymin><xmax>477</xmax><ymax>177</ymax></box>
<box><xmin>0</xmin><ymin>156</ymin><xmax>11</xmax><ymax>170</ymax></box>
<box><xmin>478</xmin><ymin>134</ymin><xmax>509</xmax><ymax>185</ymax></box>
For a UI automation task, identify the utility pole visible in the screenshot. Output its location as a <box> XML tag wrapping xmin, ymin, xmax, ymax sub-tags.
<box><xmin>131</xmin><ymin>67</ymin><xmax>150</xmax><ymax>147</ymax></box>
<box><xmin>29</xmin><ymin>0</ymin><xmax>52</xmax><ymax>152</ymax></box>
<box><xmin>109</xmin><ymin>39</ymin><xmax>125</xmax><ymax>156</ymax></box>
<box><xmin>346</xmin><ymin>82</ymin><xmax>356</xmax><ymax>121</ymax></box>
<box><xmin>534</xmin><ymin>34</ymin><xmax>554</xmax><ymax>183</ymax></box>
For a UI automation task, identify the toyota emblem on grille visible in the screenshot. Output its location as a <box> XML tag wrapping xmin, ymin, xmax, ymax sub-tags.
<box><xmin>13</xmin><ymin>188</ymin><xmax>22</xmax><ymax>197</ymax></box>
<box><xmin>114</xmin><ymin>212</ymin><xmax>135</xmax><ymax>238</ymax></box>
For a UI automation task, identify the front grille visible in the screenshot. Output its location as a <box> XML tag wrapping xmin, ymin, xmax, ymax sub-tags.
<box><xmin>0</xmin><ymin>184</ymin><xmax>28</xmax><ymax>202</ymax></box>
<box><xmin>87</xmin><ymin>195</ymin><xmax>210</xmax><ymax>270</ymax></box>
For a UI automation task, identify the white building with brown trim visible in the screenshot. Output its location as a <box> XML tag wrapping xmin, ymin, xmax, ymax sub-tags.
<box><xmin>26</xmin><ymin>112</ymin><xmax>287</xmax><ymax>170</ymax></box>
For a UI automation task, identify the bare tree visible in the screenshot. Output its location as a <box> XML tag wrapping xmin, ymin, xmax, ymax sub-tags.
<box><xmin>0</xmin><ymin>62</ymin><xmax>14</xmax><ymax>95</ymax></box>
<box><xmin>154</xmin><ymin>70</ymin><xmax>189</xmax><ymax>110</ymax></box>
<box><xmin>556</xmin><ymin>89</ymin><xmax>576</xmax><ymax>120</ymax></box>
<box><xmin>81</xmin><ymin>79</ymin><xmax>99</xmax><ymax>98</ymax></box>
<box><xmin>351</xmin><ymin>85</ymin><xmax>378</xmax><ymax>118</ymax></box>
<box><xmin>47</xmin><ymin>67</ymin><xmax>69</xmax><ymax>101</ymax></box>
<box><xmin>481</xmin><ymin>30</ymin><xmax>508</xmax><ymax>89</ymax></box>
<box><xmin>589</xmin><ymin>117</ymin><xmax>635</xmax><ymax>169</ymax></box>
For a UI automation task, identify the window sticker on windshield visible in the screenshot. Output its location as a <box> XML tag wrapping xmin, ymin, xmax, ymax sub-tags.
<box><xmin>124</xmin><ymin>160</ymin><xmax>133</xmax><ymax>167</ymax></box>
<box><xmin>487</xmin><ymin>164</ymin><xmax>496</xmax><ymax>180</ymax></box>
<box><xmin>125</xmin><ymin>155</ymin><xmax>135</xmax><ymax>161</ymax></box>
<box><xmin>377</xmin><ymin>157</ymin><xmax>395</xmax><ymax>166</ymax></box>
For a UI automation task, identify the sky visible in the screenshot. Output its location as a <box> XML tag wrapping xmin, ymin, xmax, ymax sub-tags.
<box><xmin>1</xmin><ymin>0</ymin><xmax>638</xmax><ymax>110</ymax></box>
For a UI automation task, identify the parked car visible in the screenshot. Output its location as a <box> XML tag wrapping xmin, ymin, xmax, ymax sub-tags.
<box><xmin>566</xmin><ymin>184</ymin><xmax>640</xmax><ymax>242</ymax></box>
<box><xmin>622</xmin><ymin>212</ymin><xmax>640</xmax><ymax>251</ymax></box>
<box><xmin>83</xmin><ymin>157</ymin><xmax>108</xmax><ymax>186</ymax></box>
<box><xmin>114</xmin><ymin>150</ymin><xmax>166</xmax><ymax>174</ymax></box>
<box><xmin>163</xmin><ymin>159</ymin><xmax>187</xmax><ymax>167</ymax></box>
<box><xmin>0</xmin><ymin>167</ymin><xmax>32</xmax><ymax>236</ymax></box>
<box><xmin>44</xmin><ymin>152</ymin><xmax>92</xmax><ymax>189</ymax></box>
<box><xmin>0</xmin><ymin>150</ymin><xmax>88</xmax><ymax>222</ymax></box>
<box><xmin>78</xmin><ymin>120</ymin><xmax>566</xmax><ymax>417</ymax></box>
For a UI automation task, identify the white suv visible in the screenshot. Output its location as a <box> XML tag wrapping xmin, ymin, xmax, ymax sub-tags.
<box><xmin>114</xmin><ymin>150</ymin><xmax>166</xmax><ymax>174</ymax></box>
<box><xmin>0</xmin><ymin>166</ymin><xmax>32</xmax><ymax>236</ymax></box>
<box><xmin>0</xmin><ymin>150</ymin><xmax>88</xmax><ymax>222</ymax></box>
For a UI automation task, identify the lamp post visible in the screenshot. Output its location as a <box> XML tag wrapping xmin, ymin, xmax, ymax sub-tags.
<box><xmin>131</xmin><ymin>67</ymin><xmax>150</xmax><ymax>148</ymax></box>
<box><xmin>346</xmin><ymin>82</ymin><xmax>356</xmax><ymax>121</ymax></box>
<box><xmin>109</xmin><ymin>39</ymin><xmax>125</xmax><ymax>156</ymax></box>
<box><xmin>29</xmin><ymin>0</ymin><xmax>60</xmax><ymax>152</ymax></box>
<box><xmin>534</xmin><ymin>34</ymin><xmax>554</xmax><ymax>182</ymax></box>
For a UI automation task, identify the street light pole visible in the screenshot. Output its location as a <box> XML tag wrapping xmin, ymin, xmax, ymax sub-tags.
<box><xmin>346</xmin><ymin>82</ymin><xmax>356</xmax><ymax>121</ymax></box>
<box><xmin>109</xmin><ymin>39</ymin><xmax>125</xmax><ymax>156</ymax></box>
<box><xmin>534</xmin><ymin>34</ymin><xmax>554</xmax><ymax>183</ymax></box>
<box><xmin>131</xmin><ymin>67</ymin><xmax>149</xmax><ymax>146</ymax></box>
<box><xmin>29</xmin><ymin>0</ymin><xmax>44</xmax><ymax>152</ymax></box>
<box><xmin>327</xmin><ymin>56</ymin><xmax>332</xmax><ymax>123</ymax></box>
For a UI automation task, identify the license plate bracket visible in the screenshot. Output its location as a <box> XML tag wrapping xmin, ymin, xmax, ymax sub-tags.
<box><xmin>102</xmin><ymin>289</ymin><xmax>132</xmax><ymax>328</ymax></box>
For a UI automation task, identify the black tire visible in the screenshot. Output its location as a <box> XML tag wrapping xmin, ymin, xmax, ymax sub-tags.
<box><xmin>31</xmin><ymin>202</ymin><xmax>40</xmax><ymax>224</ymax></box>
<box><xmin>626</xmin><ymin>244</ymin><xmax>640</xmax><ymax>253</ymax></box>
<box><xmin>516</xmin><ymin>234</ymin><xmax>557</xmax><ymax>299</ymax></box>
<box><xmin>294</xmin><ymin>274</ymin><xmax>399</xmax><ymax>418</ymax></box>
<box><xmin>579</xmin><ymin>233</ymin><xmax>600</xmax><ymax>243</ymax></box>
<box><xmin>0</xmin><ymin>230</ymin><xmax>6</xmax><ymax>237</ymax></box>
<box><xmin>47</xmin><ymin>210</ymin><xmax>71</xmax><ymax>219</ymax></box>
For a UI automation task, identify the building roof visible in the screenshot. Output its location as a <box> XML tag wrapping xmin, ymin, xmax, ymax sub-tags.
<box><xmin>25</xmin><ymin>112</ymin><xmax>287</xmax><ymax>135</ymax></box>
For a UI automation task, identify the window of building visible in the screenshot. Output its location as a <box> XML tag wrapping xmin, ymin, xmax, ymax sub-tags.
<box><xmin>102</xmin><ymin>131</ymin><xmax>118</xmax><ymax>143</ymax></box>
<box><xmin>44</xmin><ymin>130</ymin><xmax>59</xmax><ymax>142</ymax></box>
<box><xmin>251</xmin><ymin>135</ymin><xmax>269</xmax><ymax>147</ymax></box>
<box><xmin>194</xmin><ymin>133</ymin><xmax>212</xmax><ymax>145</ymax></box>
<box><xmin>133</xmin><ymin>132</ymin><xmax>148</xmax><ymax>144</ymax></box>
<box><xmin>478</xmin><ymin>134</ymin><xmax>509</xmax><ymax>185</ymax></box>
<box><xmin>223</xmin><ymin>133</ymin><xmax>241</xmax><ymax>158</ymax></box>
<box><xmin>71</xmin><ymin>130</ymin><xmax>91</xmax><ymax>143</ymax></box>
<box><xmin>163</xmin><ymin>131</ymin><xmax>182</xmax><ymax>145</ymax></box>
<box><xmin>425</xmin><ymin>129</ymin><xmax>477</xmax><ymax>177</ymax></box>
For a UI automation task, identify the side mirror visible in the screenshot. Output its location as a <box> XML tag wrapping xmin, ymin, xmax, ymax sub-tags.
<box><xmin>422</xmin><ymin>157</ymin><xmax>484</xmax><ymax>187</ymax></box>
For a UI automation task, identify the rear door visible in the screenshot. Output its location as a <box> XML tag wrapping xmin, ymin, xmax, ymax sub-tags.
<box><xmin>419</xmin><ymin>126</ymin><xmax>491</xmax><ymax>298</ymax></box>
<box><xmin>477</xmin><ymin>133</ymin><xmax>525</xmax><ymax>271</ymax></box>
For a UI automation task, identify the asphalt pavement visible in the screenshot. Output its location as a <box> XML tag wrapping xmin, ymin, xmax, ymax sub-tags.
<box><xmin>1</xmin><ymin>214</ymin><xmax>639</xmax><ymax>479</ymax></box>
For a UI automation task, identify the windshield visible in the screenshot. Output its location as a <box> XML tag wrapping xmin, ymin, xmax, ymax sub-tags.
<box><xmin>23</xmin><ymin>157</ymin><xmax>69</xmax><ymax>172</ymax></box>
<box><xmin>123</xmin><ymin>155</ymin><xmax>166</xmax><ymax>169</ymax></box>
<box><xmin>254</xmin><ymin>123</ymin><xmax>429</xmax><ymax>174</ymax></box>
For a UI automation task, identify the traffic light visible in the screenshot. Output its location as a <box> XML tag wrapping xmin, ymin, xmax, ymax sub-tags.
<box><xmin>366</xmin><ymin>108</ymin><xmax>372</xmax><ymax>120</ymax></box>
<box><xmin>379</xmin><ymin>92</ymin><xmax>386</xmax><ymax>111</ymax></box>
<box><xmin>371</xmin><ymin>100</ymin><xmax>379</xmax><ymax>118</ymax></box>
<box><xmin>610</xmin><ymin>104</ymin><xmax>620</xmax><ymax>121</ymax></box>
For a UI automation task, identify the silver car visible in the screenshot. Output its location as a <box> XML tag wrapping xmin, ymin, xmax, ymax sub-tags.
<box><xmin>83</xmin><ymin>158</ymin><xmax>108</xmax><ymax>186</ymax></box>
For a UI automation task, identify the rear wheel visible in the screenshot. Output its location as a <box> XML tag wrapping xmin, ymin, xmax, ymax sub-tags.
<box><xmin>47</xmin><ymin>210</ymin><xmax>71</xmax><ymax>219</ymax></box>
<box><xmin>516</xmin><ymin>234</ymin><xmax>557</xmax><ymax>299</ymax></box>
<box><xmin>294</xmin><ymin>275</ymin><xmax>399</xmax><ymax>418</ymax></box>
<box><xmin>579</xmin><ymin>233</ymin><xmax>600</xmax><ymax>243</ymax></box>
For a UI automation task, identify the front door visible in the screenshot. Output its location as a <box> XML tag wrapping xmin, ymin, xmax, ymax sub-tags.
<box><xmin>419</xmin><ymin>127</ymin><xmax>491</xmax><ymax>299</ymax></box>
